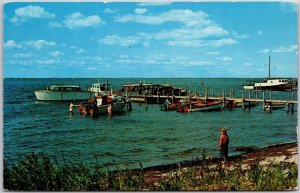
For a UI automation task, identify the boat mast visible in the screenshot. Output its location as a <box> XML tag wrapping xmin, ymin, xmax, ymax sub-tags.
<box><xmin>268</xmin><ymin>55</ymin><xmax>271</xmax><ymax>79</ymax></box>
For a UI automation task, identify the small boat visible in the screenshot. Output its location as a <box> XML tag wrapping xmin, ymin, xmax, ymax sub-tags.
<box><xmin>77</xmin><ymin>95</ymin><xmax>127</xmax><ymax>116</ymax></box>
<box><xmin>264</xmin><ymin>102</ymin><xmax>286</xmax><ymax>111</ymax></box>
<box><xmin>35</xmin><ymin>85</ymin><xmax>93</xmax><ymax>101</ymax></box>
<box><xmin>160</xmin><ymin>99</ymin><xmax>181</xmax><ymax>111</ymax></box>
<box><xmin>177</xmin><ymin>100</ymin><xmax>224</xmax><ymax>112</ymax></box>
<box><xmin>228</xmin><ymin>101</ymin><xmax>258</xmax><ymax>108</ymax></box>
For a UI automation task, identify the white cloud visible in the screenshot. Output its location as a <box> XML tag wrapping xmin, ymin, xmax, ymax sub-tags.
<box><xmin>272</xmin><ymin>44</ymin><xmax>298</xmax><ymax>53</ymax></box>
<box><xmin>75</xmin><ymin>48</ymin><xmax>85</xmax><ymax>54</ymax></box>
<box><xmin>13</xmin><ymin>53</ymin><xmax>31</xmax><ymax>58</ymax></box>
<box><xmin>51</xmin><ymin>12</ymin><xmax>104</xmax><ymax>29</ymax></box>
<box><xmin>115</xmin><ymin>9</ymin><xmax>213</xmax><ymax>27</ymax></box>
<box><xmin>207</xmin><ymin>38</ymin><xmax>237</xmax><ymax>47</ymax></box>
<box><xmin>138</xmin><ymin>2</ymin><xmax>172</xmax><ymax>6</ymax></box>
<box><xmin>135</xmin><ymin>8</ymin><xmax>148</xmax><ymax>14</ymax></box>
<box><xmin>104</xmin><ymin>8</ymin><xmax>118</xmax><ymax>14</ymax></box>
<box><xmin>279</xmin><ymin>2</ymin><xmax>297</xmax><ymax>12</ymax></box>
<box><xmin>243</xmin><ymin>62</ymin><xmax>253</xmax><ymax>66</ymax></box>
<box><xmin>99</xmin><ymin>35</ymin><xmax>140</xmax><ymax>47</ymax></box>
<box><xmin>166</xmin><ymin>38</ymin><xmax>236</xmax><ymax>47</ymax></box>
<box><xmin>232</xmin><ymin>31</ymin><xmax>249</xmax><ymax>39</ymax></box>
<box><xmin>63</xmin><ymin>12</ymin><xmax>104</xmax><ymax>29</ymax></box>
<box><xmin>4</xmin><ymin>40</ymin><xmax>22</xmax><ymax>49</ymax></box>
<box><xmin>257</xmin><ymin>30</ymin><xmax>263</xmax><ymax>35</ymax></box>
<box><xmin>10</xmin><ymin>5</ymin><xmax>55</xmax><ymax>24</ymax></box>
<box><xmin>218</xmin><ymin>56</ymin><xmax>232</xmax><ymax>62</ymax></box>
<box><xmin>49</xmin><ymin>51</ymin><xmax>64</xmax><ymax>57</ymax></box>
<box><xmin>153</xmin><ymin>25</ymin><xmax>229</xmax><ymax>40</ymax></box>
<box><xmin>25</xmin><ymin>40</ymin><xmax>55</xmax><ymax>50</ymax></box>
<box><xmin>258</xmin><ymin>48</ymin><xmax>270</xmax><ymax>54</ymax></box>
<box><xmin>114</xmin><ymin>9</ymin><xmax>242</xmax><ymax>48</ymax></box>
<box><xmin>206</xmin><ymin>51</ymin><xmax>220</xmax><ymax>55</ymax></box>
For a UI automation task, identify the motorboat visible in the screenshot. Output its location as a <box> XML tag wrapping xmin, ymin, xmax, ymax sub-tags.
<box><xmin>243</xmin><ymin>56</ymin><xmax>297</xmax><ymax>91</ymax></box>
<box><xmin>243</xmin><ymin>78</ymin><xmax>295</xmax><ymax>91</ymax></box>
<box><xmin>35</xmin><ymin>85</ymin><xmax>93</xmax><ymax>101</ymax></box>
<box><xmin>77</xmin><ymin>95</ymin><xmax>127</xmax><ymax>116</ymax></box>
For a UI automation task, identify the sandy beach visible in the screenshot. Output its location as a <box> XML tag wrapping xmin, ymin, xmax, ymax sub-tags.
<box><xmin>141</xmin><ymin>142</ymin><xmax>298</xmax><ymax>190</ymax></box>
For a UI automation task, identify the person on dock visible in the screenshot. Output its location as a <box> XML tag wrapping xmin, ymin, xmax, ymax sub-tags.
<box><xmin>219</xmin><ymin>127</ymin><xmax>229</xmax><ymax>162</ymax></box>
<box><xmin>107</xmin><ymin>104</ymin><xmax>112</xmax><ymax>116</ymax></box>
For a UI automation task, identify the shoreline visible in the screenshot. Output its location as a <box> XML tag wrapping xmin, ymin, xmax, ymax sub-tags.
<box><xmin>141</xmin><ymin>142</ymin><xmax>298</xmax><ymax>178</ymax></box>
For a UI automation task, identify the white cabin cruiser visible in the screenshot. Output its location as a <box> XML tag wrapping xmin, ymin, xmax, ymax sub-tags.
<box><xmin>243</xmin><ymin>56</ymin><xmax>297</xmax><ymax>91</ymax></box>
<box><xmin>35</xmin><ymin>85</ymin><xmax>93</xmax><ymax>101</ymax></box>
<box><xmin>243</xmin><ymin>78</ymin><xmax>295</xmax><ymax>91</ymax></box>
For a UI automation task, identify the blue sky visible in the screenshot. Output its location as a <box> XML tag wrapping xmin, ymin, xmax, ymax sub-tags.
<box><xmin>3</xmin><ymin>2</ymin><xmax>298</xmax><ymax>78</ymax></box>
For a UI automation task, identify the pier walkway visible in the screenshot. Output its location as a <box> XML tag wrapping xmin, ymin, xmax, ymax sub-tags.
<box><xmin>126</xmin><ymin>89</ymin><xmax>297</xmax><ymax>113</ymax></box>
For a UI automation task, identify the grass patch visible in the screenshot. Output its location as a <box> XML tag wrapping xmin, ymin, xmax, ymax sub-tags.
<box><xmin>4</xmin><ymin>152</ymin><xmax>298</xmax><ymax>191</ymax></box>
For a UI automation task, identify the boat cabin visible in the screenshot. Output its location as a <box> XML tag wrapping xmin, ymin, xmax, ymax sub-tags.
<box><xmin>89</xmin><ymin>83</ymin><xmax>111</xmax><ymax>94</ymax></box>
<box><xmin>48</xmin><ymin>85</ymin><xmax>82</xmax><ymax>92</ymax></box>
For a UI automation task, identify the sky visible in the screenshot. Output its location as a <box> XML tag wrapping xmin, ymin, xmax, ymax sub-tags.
<box><xmin>3</xmin><ymin>1</ymin><xmax>299</xmax><ymax>78</ymax></box>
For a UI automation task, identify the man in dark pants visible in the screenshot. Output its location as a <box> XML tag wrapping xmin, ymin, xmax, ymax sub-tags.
<box><xmin>219</xmin><ymin>127</ymin><xmax>229</xmax><ymax>162</ymax></box>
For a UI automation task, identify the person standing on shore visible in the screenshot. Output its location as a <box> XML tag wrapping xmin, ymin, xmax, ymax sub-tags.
<box><xmin>219</xmin><ymin>127</ymin><xmax>229</xmax><ymax>162</ymax></box>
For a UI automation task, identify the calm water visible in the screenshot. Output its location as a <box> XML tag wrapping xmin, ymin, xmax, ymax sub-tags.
<box><xmin>4</xmin><ymin>78</ymin><xmax>298</xmax><ymax>169</ymax></box>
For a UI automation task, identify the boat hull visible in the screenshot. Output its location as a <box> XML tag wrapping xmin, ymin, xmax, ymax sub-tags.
<box><xmin>35</xmin><ymin>90</ymin><xmax>93</xmax><ymax>101</ymax></box>
<box><xmin>188</xmin><ymin>102</ymin><xmax>223</xmax><ymax>112</ymax></box>
<box><xmin>97</xmin><ymin>102</ymin><xmax>127</xmax><ymax>114</ymax></box>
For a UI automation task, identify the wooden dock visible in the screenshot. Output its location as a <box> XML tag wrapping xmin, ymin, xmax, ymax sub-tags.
<box><xmin>126</xmin><ymin>89</ymin><xmax>297</xmax><ymax>113</ymax></box>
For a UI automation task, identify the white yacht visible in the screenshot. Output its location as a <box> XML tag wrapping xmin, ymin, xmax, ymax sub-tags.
<box><xmin>35</xmin><ymin>85</ymin><xmax>93</xmax><ymax>101</ymax></box>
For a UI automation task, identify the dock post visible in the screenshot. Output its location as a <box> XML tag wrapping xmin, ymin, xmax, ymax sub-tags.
<box><xmin>189</xmin><ymin>91</ymin><xmax>192</xmax><ymax>112</ymax></box>
<box><xmin>255</xmin><ymin>89</ymin><xmax>258</xmax><ymax>105</ymax></box>
<box><xmin>262</xmin><ymin>92</ymin><xmax>265</xmax><ymax>111</ymax></box>
<box><xmin>287</xmin><ymin>103</ymin><xmax>295</xmax><ymax>114</ymax></box>
<box><xmin>248</xmin><ymin>90</ymin><xmax>251</xmax><ymax>99</ymax></box>
<box><xmin>222</xmin><ymin>91</ymin><xmax>225</xmax><ymax>108</ymax></box>
<box><xmin>241</xmin><ymin>90</ymin><xmax>245</xmax><ymax>110</ymax></box>
<box><xmin>145</xmin><ymin>96</ymin><xmax>148</xmax><ymax>109</ymax></box>
<box><xmin>126</xmin><ymin>87</ymin><xmax>128</xmax><ymax>99</ymax></box>
<box><xmin>269</xmin><ymin>91</ymin><xmax>272</xmax><ymax>100</ymax></box>
<box><xmin>232</xmin><ymin>89</ymin><xmax>234</xmax><ymax>98</ymax></box>
<box><xmin>157</xmin><ymin>90</ymin><xmax>159</xmax><ymax>104</ymax></box>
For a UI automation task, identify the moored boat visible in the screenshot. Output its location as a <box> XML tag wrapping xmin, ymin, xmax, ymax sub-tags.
<box><xmin>177</xmin><ymin>100</ymin><xmax>224</xmax><ymax>112</ymax></box>
<box><xmin>77</xmin><ymin>95</ymin><xmax>127</xmax><ymax>116</ymax></box>
<box><xmin>120</xmin><ymin>81</ymin><xmax>187</xmax><ymax>103</ymax></box>
<box><xmin>264</xmin><ymin>102</ymin><xmax>286</xmax><ymax>111</ymax></box>
<box><xmin>243</xmin><ymin>78</ymin><xmax>295</xmax><ymax>91</ymax></box>
<box><xmin>89</xmin><ymin>82</ymin><xmax>123</xmax><ymax>96</ymax></box>
<box><xmin>35</xmin><ymin>85</ymin><xmax>93</xmax><ymax>101</ymax></box>
<box><xmin>243</xmin><ymin>56</ymin><xmax>297</xmax><ymax>91</ymax></box>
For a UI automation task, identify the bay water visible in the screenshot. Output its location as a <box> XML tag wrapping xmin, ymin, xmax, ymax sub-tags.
<box><xmin>4</xmin><ymin>78</ymin><xmax>298</xmax><ymax>169</ymax></box>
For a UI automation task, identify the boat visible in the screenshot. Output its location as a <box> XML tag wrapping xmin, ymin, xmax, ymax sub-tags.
<box><xmin>77</xmin><ymin>95</ymin><xmax>127</xmax><ymax>116</ymax></box>
<box><xmin>89</xmin><ymin>82</ymin><xmax>123</xmax><ymax>96</ymax></box>
<box><xmin>243</xmin><ymin>78</ymin><xmax>296</xmax><ymax>91</ymax></box>
<box><xmin>120</xmin><ymin>82</ymin><xmax>187</xmax><ymax>103</ymax></box>
<box><xmin>264</xmin><ymin>102</ymin><xmax>286</xmax><ymax>111</ymax></box>
<box><xmin>243</xmin><ymin>56</ymin><xmax>297</xmax><ymax>91</ymax></box>
<box><xmin>160</xmin><ymin>99</ymin><xmax>182</xmax><ymax>111</ymax></box>
<box><xmin>35</xmin><ymin>84</ymin><xmax>93</xmax><ymax>101</ymax></box>
<box><xmin>177</xmin><ymin>100</ymin><xmax>224</xmax><ymax>112</ymax></box>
